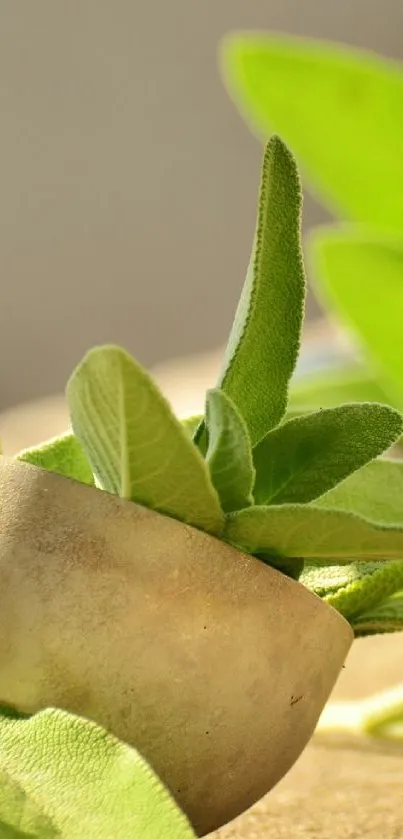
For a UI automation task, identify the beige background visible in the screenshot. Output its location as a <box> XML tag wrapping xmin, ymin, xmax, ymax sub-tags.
<box><xmin>2</xmin><ymin>1</ymin><xmax>403</xmax><ymax>411</ymax></box>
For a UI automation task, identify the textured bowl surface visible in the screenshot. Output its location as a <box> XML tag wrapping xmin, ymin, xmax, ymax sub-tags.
<box><xmin>0</xmin><ymin>458</ymin><xmax>353</xmax><ymax>835</ymax></box>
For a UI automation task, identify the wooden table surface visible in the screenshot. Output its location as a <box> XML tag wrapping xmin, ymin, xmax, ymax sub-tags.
<box><xmin>1</xmin><ymin>331</ymin><xmax>402</xmax><ymax>838</ymax></box>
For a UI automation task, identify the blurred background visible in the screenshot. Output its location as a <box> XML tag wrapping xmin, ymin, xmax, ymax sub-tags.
<box><xmin>1</xmin><ymin>0</ymin><xmax>403</xmax><ymax>417</ymax></box>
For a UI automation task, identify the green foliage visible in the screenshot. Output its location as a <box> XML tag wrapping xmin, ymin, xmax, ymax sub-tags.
<box><xmin>312</xmin><ymin>230</ymin><xmax>403</xmax><ymax>408</ymax></box>
<box><xmin>352</xmin><ymin>591</ymin><xmax>403</xmax><ymax>636</ymax></box>
<box><xmin>315</xmin><ymin>458</ymin><xmax>403</xmax><ymax>524</ymax></box>
<box><xmin>225</xmin><ymin>505</ymin><xmax>403</xmax><ymax>563</ymax></box>
<box><xmin>0</xmin><ymin>707</ymin><xmax>195</xmax><ymax>838</ymax></box>
<box><xmin>221</xmin><ymin>30</ymin><xmax>403</xmax><ymax>419</ymax></box>
<box><xmin>210</xmin><ymin>134</ymin><xmax>305</xmax><ymax>446</ymax></box>
<box><xmin>252</xmin><ymin>403</ymin><xmax>402</xmax><ymax>505</ymax></box>
<box><xmin>66</xmin><ymin>345</ymin><xmax>224</xmax><ymax>536</ymax></box>
<box><xmin>17</xmin><ymin>433</ymin><xmax>94</xmax><ymax>487</ymax></box>
<box><xmin>12</xmin><ymin>137</ymin><xmax>403</xmax><ymax>632</ymax></box>
<box><xmin>205</xmin><ymin>388</ymin><xmax>255</xmax><ymax>512</ymax></box>
<box><xmin>221</xmin><ymin>32</ymin><xmax>403</xmax><ymax>654</ymax></box>
<box><xmin>302</xmin><ymin>561</ymin><xmax>403</xmax><ymax>625</ymax></box>
<box><xmin>221</xmin><ymin>33</ymin><xmax>403</xmax><ymax>232</ymax></box>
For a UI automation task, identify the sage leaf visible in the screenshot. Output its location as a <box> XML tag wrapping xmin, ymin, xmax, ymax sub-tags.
<box><xmin>17</xmin><ymin>432</ymin><xmax>94</xmax><ymax>487</ymax></box>
<box><xmin>213</xmin><ymin>136</ymin><xmax>305</xmax><ymax>445</ymax></box>
<box><xmin>225</xmin><ymin>505</ymin><xmax>403</xmax><ymax>563</ymax></box>
<box><xmin>67</xmin><ymin>346</ymin><xmax>224</xmax><ymax>535</ymax></box>
<box><xmin>252</xmin><ymin>403</ymin><xmax>403</xmax><ymax>505</ymax></box>
<box><xmin>205</xmin><ymin>388</ymin><xmax>255</xmax><ymax>513</ymax></box>
<box><xmin>315</xmin><ymin>458</ymin><xmax>403</xmax><ymax>524</ymax></box>
<box><xmin>0</xmin><ymin>707</ymin><xmax>195</xmax><ymax>839</ymax></box>
<box><xmin>222</xmin><ymin>34</ymin><xmax>403</xmax><ymax>232</ymax></box>
<box><xmin>312</xmin><ymin>231</ymin><xmax>403</xmax><ymax>406</ymax></box>
<box><xmin>302</xmin><ymin>561</ymin><xmax>403</xmax><ymax>620</ymax></box>
<box><xmin>353</xmin><ymin>592</ymin><xmax>403</xmax><ymax>636</ymax></box>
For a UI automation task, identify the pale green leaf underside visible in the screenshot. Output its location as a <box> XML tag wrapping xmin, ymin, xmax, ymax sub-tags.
<box><xmin>312</xmin><ymin>231</ymin><xmax>403</xmax><ymax>406</ymax></box>
<box><xmin>316</xmin><ymin>458</ymin><xmax>403</xmax><ymax>525</ymax></box>
<box><xmin>205</xmin><ymin>388</ymin><xmax>255</xmax><ymax>513</ymax></box>
<box><xmin>252</xmin><ymin>403</ymin><xmax>402</xmax><ymax>505</ymax></box>
<box><xmin>222</xmin><ymin>34</ymin><xmax>403</xmax><ymax>232</ymax></box>
<box><xmin>0</xmin><ymin>707</ymin><xmax>194</xmax><ymax>839</ymax></box>
<box><xmin>17</xmin><ymin>433</ymin><xmax>94</xmax><ymax>487</ymax></box>
<box><xmin>225</xmin><ymin>505</ymin><xmax>403</xmax><ymax>562</ymax></box>
<box><xmin>302</xmin><ymin>561</ymin><xmax>403</xmax><ymax>621</ymax></box>
<box><xmin>217</xmin><ymin>135</ymin><xmax>305</xmax><ymax>445</ymax></box>
<box><xmin>67</xmin><ymin>346</ymin><xmax>224</xmax><ymax>535</ymax></box>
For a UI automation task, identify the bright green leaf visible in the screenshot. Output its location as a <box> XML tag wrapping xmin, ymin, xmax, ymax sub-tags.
<box><xmin>0</xmin><ymin>707</ymin><xmax>195</xmax><ymax>839</ymax></box>
<box><xmin>302</xmin><ymin>561</ymin><xmax>403</xmax><ymax>620</ymax></box>
<box><xmin>289</xmin><ymin>363</ymin><xmax>392</xmax><ymax>414</ymax></box>
<box><xmin>225</xmin><ymin>504</ymin><xmax>403</xmax><ymax>563</ymax></box>
<box><xmin>312</xmin><ymin>230</ymin><xmax>403</xmax><ymax>407</ymax></box>
<box><xmin>316</xmin><ymin>458</ymin><xmax>403</xmax><ymax>524</ymax></box>
<box><xmin>252</xmin><ymin>403</ymin><xmax>402</xmax><ymax>505</ymax></box>
<box><xmin>205</xmin><ymin>388</ymin><xmax>255</xmax><ymax>512</ymax></box>
<box><xmin>221</xmin><ymin>34</ymin><xmax>403</xmax><ymax>232</ymax></box>
<box><xmin>213</xmin><ymin>135</ymin><xmax>305</xmax><ymax>445</ymax></box>
<box><xmin>67</xmin><ymin>346</ymin><xmax>224</xmax><ymax>535</ymax></box>
<box><xmin>0</xmin><ymin>762</ymin><xmax>58</xmax><ymax>837</ymax></box>
<box><xmin>17</xmin><ymin>433</ymin><xmax>94</xmax><ymax>487</ymax></box>
<box><xmin>352</xmin><ymin>591</ymin><xmax>403</xmax><ymax>636</ymax></box>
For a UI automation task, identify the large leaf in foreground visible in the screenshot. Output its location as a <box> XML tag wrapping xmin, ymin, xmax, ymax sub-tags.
<box><xmin>252</xmin><ymin>403</ymin><xmax>402</xmax><ymax>505</ymax></box>
<box><xmin>225</xmin><ymin>505</ymin><xmax>403</xmax><ymax>563</ymax></box>
<box><xmin>205</xmin><ymin>389</ymin><xmax>255</xmax><ymax>512</ymax></box>
<box><xmin>316</xmin><ymin>458</ymin><xmax>403</xmax><ymax>524</ymax></box>
<box><xmin>0</xmin><ymin>707</ymin><xmax>195</xmax><ymax>839</ymax></box>
<box><xmin>312</xmin><ymin>231</ymin><xmax>403</xmax><ymax>407</ymax></box>
<box><xmin>215</xmin><ymin>135</ymin><xmax>305</xmax><ymax>445</ymax></box>
<box><xmin>222</xmin><ymin>34</ymin><xmax>403</xmax><ymax>232</ymax></box>
<box><xmin>67</xmin><ymin>346</ymin><xmax>224</xmax><ymax>535</ymax></box>
<box><xmin>17</xmin><ymin>433</ymin><xmax>94</xmax><ymax>487</ymax></box>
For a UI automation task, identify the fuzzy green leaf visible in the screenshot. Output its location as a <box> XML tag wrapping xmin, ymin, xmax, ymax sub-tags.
<box><xmin>315</xmin><ymin>458</ymin><xmax>403</xmax><ymax>524</ymax></box>
<box><xmin>312</xmin><ymin>231</ymin><xmax>403</xmax><ymax>407</ymax></box>
<box><xmin>225</xmin><ymin>504</ymin><xmax>403</xmax><ymax>563</ymax></box>
<box><xmin>302</xmin><ymin>561</ymin><xmax>403</xmax><ymax>620</ymax></box>
<box><xmin>222</xmin><ymin>34</ymin><xmax>403</xmax><ymax>232</ymax></box>
<box><xmin>67</xmin><ymin>346</ymin><xmax>224</xmax><ymax>535</ymax></box>
<box><xmin>213</xmin><ymin>135</ymin><xmax>305</xmax><ymax>445</ymax></box>
<box><xmin>17</xmin><ymin>433</ymin><xmax>94</xmax><ymax>487</ymax></box>
<box><xmin>352</xmin><ymin>592</ymin><xmax>403</xmax><ymax>636</ymax></box>
<box><xmin>0</xmin><ymin>707</ymin><xmax>195</xmax><ymax>839</ymax></box>
<box><xmin>252</xmin><ymin>403</ymin><xmax>402</xmax><ymax>505</ymax></box>
<box><xmin>205</xmin><ymin>388</ymin><xmax>255</xmax><ymax>513</ymax></box>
